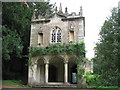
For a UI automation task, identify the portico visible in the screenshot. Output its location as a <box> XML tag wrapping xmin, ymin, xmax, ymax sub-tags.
<box><xmin>28</xmin><ymin>55</ymin><xmax>78</xmax><ymax>85</ymax></box>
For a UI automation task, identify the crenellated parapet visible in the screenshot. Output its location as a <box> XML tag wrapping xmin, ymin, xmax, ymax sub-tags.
<box><xmin>31</xmin><ymin>3</ymin><xmax>84</xmax><ymax>21</ymax></box>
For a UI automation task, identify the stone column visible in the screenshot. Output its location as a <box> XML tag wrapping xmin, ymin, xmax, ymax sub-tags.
<box><xmin>45</xmin><ymin>63</ymin><xmax>49</xmax><ymax>83</ymax></box>
<box><xmin>44</xmin><ymin>59</ymin><xmax>49</xmax><ymax>84</ymax></box>
<box><xmin>64</xmin><ymin>61</ymin><xmax>68</xmax><ymax>83</ymax></box>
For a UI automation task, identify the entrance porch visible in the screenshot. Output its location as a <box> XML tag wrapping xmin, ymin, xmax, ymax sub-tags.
<box><xmin>28</xmin><ymin>55</ymin><xmax>78</xmax><ymax>85</ymax></box>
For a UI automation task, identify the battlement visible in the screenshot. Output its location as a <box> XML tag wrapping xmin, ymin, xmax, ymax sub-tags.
<box><xmin>32</xmin><ymin>3</ymin><xmax>83</xmax><ymax>21</ymax></box>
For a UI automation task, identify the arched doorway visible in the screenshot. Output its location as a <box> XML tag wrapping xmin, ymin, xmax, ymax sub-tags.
<box><xmin>68</xmin><ymin>57</ymin><xmax>77</xmax><ymax>84</ymax></box>
<box><xmin>36</xmin><ymin>58</ymin><xmax>45</xmax><ymax>83</ymax></box>
<box><xmin>49</xmin><ymin>56</ymin><xmax>64</xmax><ymax>82</ymax></box>
<box><xmin>49</xmin><ymin>65</ymin><xmax>57</xmax><ymax>82</ymax></box>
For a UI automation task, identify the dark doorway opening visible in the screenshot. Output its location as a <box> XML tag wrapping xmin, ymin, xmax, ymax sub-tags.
<box><xmin>68</xmin><ymin>63</ymin><xmax>77</xmax><ymax>84</ymax></box>
<box><xmin>49</xmin><ymin>57</ymin><xmax>64</xmax><ymax>82</ymax></box>
<box><xmin>49</xmin><ymin>65</ymin><xmax>57</xmax><ymax>82</ymax></box>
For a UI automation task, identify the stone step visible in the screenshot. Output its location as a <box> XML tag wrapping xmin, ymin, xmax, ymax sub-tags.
<box><xmin>32</xmin><ymin>85</ymin><xmax>96</xmax><ymax>90</ymax></box>
<box><xmin>33</xmin><ymin>84</ymin><xmax>82</xmax><ymax>89</ymax></box>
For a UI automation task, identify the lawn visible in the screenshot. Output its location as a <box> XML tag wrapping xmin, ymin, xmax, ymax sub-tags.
<box><xmin>2</xmin><ymin>80</ymin><xmax>31</xmax><ymax>88</ymax></box>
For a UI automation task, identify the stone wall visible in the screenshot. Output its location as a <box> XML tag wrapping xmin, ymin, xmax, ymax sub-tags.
<box><xmin>29</xmin><ymin>7</ymin><xmax>86</xmax><ymax>85</ymax></box>
<box><xmin>30</xmin><ymin>15</ymin><xmax>85</xmax><ymax>47</ymax></box>
<box><xmin>85</xmin><ymin>61</ymin><xmax>93</xmax><ymax>73</ymax></box>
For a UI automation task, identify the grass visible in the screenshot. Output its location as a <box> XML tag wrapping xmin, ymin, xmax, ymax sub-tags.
<box><xmin>2</xmin><ymin>80</ymin><xmax>31</xmax><ymax>88</ymax></box>
<box><xmin>2</xmin><ymin>80</ymin><xmax>23</xmax><ymax>85</ymax></box>
<box><xmin>91</xmin><ymin>85</ymin><xmax>119</xmax><ymax>89</ymax></box>
<box><xmin>97</xmin><ymin>86</ymin><xmax>119</xmax><ymax>88</ymax></box>
<box><xmin>87</xmin><ymin>84</ymin><xmax>119</xmax><ymax>89</ymax></box>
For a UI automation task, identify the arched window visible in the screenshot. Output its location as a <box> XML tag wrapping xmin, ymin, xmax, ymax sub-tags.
<box><xmin>51</xmin><ymin>27</ymin><xmax>61</xmax><ymax>43</ymax></box>
<box><xmin>57</xmin><ymin>29</ymin><xmax>61</xmax><ymax>42</ymax></box>
<box><xmin>51</xmin><ymin>29</ymin><xmax>56</xmax><ymax>43</ymax></box>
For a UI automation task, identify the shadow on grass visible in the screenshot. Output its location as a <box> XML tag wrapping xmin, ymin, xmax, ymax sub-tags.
<box><xmin>2</xmin><ymin>80</ymin><xmax>31</xmax><ymax>88</ymax></box>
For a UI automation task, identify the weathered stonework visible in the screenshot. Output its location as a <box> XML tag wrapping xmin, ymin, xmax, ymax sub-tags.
<box><xmin>28</xmin><ymin>5</ymin><xmax>91</xmax><ymax>87</ymax></box>
<box><xmin>30</xmin><ymin>13</ymin><xmax>85</xmax><ymax>47</ymax></box>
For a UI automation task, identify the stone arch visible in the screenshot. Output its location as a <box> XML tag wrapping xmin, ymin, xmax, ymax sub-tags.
<box><xmin>49</xmin><ymin>55</ymin><xmax>65</xmax><ymax>82</ymax></box>
<box><xmin>68</xmin><ymin>56</ymin><xmax>77</xmax><ymax>84</ymax></box>
<box><xmin>36</xmin><ymin>57</ymin><xmax>45</xmax><ymax>83</ymax></box>
<box><xmin>49</xmin><ymin>55</ymin><xmax>65</xmax><ymax>62</ymax></box>
<box><xmin>35</xmin><ymin>56</ymin><xmax>45</xmax><ymax>63</ymax></box>
<box><xmin>68</xmin><ymin>56</ymin><xmax>77</xmax><ymax>63</ymax></box>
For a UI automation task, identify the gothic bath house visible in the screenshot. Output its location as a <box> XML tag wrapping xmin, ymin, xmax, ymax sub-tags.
<box><xmin>28</xmin><ymin>4</ymin><xmax>90</xmax><ymax>86</ymax></box>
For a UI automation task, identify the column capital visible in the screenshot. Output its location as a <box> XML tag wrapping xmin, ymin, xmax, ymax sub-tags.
<box><xmin>64</xmin><ymin>60</ymin><xmax>68</xmax><ymax>64</ymax></box>
<box><xmin>44</xmin><ymin>59</ymin><xmax>49</xmax><ymax>64</ymax></box>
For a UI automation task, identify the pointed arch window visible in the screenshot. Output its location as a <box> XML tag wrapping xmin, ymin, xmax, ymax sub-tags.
<box><xmin>51</xmin><ymin>27</ymin><xmax>62</xmax><ymax>43</ymax></box>
<box><xmin>57</xmin><ymin>29</ymin><xmax>61</xmax><ymax>42</ymax></box>
<box><xmin>51</xmin><ymin>29</ymin><xmax>56</xmax><ymax>43</ymax></box>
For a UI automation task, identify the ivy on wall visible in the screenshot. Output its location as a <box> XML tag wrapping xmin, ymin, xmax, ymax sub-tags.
<box><xmin>29</xmin><ymin>41</ymin><xmax>86</xmax><ymax>85</ymax></box>
<box><xmin>29</xmin><ymin>41</ymin><xmax>85</xmax><ymax>58</ymax></box>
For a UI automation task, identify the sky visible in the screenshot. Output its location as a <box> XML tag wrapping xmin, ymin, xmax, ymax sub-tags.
<box><xmin>49</xmin><ymin>0</ymin><xmax>119</xmax><ymax>60</ymax></box>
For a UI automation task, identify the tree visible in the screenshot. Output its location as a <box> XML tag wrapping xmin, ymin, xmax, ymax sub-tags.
<box><xmin>2</xmin><ymin>26</ymin><xmax>23</xmax><ymax>79</ymax></box>
<box><xmin>93</xmin><ymin>7</ymin><xmax>120</xmax><ymax>86</ymax></box>
<box><xmin>2</xmin><ymin>2</ymin><xmax>54</xmax><ymax>80</ymax></box>
<box><xmin>32</xmin><ymin>2</ymin><xmax>55</xmax><ymax>18</ymax></box>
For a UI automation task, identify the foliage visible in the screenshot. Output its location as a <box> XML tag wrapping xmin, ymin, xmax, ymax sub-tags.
<box><xmin>29</xmin><ymin>42</ymin><xmax>85</xmax><ymax>58</ymax></box>
<box><xmin>2</xmin><ymin>26</ymin><xmax>23</xmax><ymax>61</ymax></box>
<box><xmin>2</xmin><ymin>2</ymin><xmax>54</xmax><ymax>80</ymax></box>
<box><xmin>2</xmin><ymin>2</ymin><xmax>33</xmax><ymax>47</ymax></box>
<box><xmin>31</xmin><ymin>2</ymin><xmax>55</xmax><ymax>18</ymax></box>
<box><xmin>77</xmin><ymin>68</ymin><xmax>85</xmax><ymax>79</ymax></box>
<box><xmin>86</xmin><ymin>73</ymin><xmax>100</xmax><ymax>86</ymax></box>
<box><xmin>29</xmin><ymin>42</ymin><xmax>86</xmax><ymax>84</ymax></box>
<box><xmin>93</xmin><ymin>7</ymin><xmax>120</xmax><ymax>86</ymax></box>
<box><xmin>97</xmin><ymin>86</ymin><xmax>119</xmax><ymax>88</ymax></box>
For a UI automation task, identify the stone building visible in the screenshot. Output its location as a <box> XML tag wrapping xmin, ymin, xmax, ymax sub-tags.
<box><xmin>28</xmin><ymin>4</ymin><xmax>89</xmax><ymax>86</ymax></box>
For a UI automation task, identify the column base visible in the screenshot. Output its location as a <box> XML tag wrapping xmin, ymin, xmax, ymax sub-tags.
<box><xmin>64</xmin><ymin>82</ymin><xmax>70</xmax><ymax>85</ymax></box>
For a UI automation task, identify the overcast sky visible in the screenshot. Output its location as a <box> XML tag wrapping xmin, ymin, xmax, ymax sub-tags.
<box><xmin>50</xmin><ymin>0</ymin><xmax>119</xmax><ymax>59</ymax></box>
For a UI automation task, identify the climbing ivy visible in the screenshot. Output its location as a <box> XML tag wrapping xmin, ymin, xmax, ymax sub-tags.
<box><xmin>78</xmin><ymin>68</ymin><xmax>85</xmax><ymax>79</ymax></box>
<box><xmin>29</xmin><ymin>41</ymin><xmax>85</xmax><ymax>58</ymax></box>
<box><xmin>29</xmin><ymin>41</ymin><xmax>86</xmax><ymax>84</ymax></box>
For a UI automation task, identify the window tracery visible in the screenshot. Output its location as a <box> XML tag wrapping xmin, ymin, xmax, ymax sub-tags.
<box><xmin>51</xmin><ymin>27</ymin><xmax>61</xmax><ymax>43</ymax></box>
<box><xmin>51</xmin><ymin>29</ymin><xmax>56</xmax><ymax>43</ymax></box>
<box><xmin>57</xmin><ymin>29</ymin><xmax>61</xmax><ymax>42</ymax></box>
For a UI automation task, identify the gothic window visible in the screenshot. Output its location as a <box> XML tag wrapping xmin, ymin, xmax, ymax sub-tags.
<box><xmin>51</xmin><ymin>27</ymin><xmax>61</xmax><ymax>43</ymax></box>
<box><xmin>51</xmin><ymin>29</ymin><xmax>56</xmax><ymax>43</ymax></box>
<box><xmin>57</xmin><ymin>29</ymin><xmax>61</xmax><ymax>42</ymax></box>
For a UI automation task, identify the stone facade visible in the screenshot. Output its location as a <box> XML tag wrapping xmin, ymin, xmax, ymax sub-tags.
<box><xmin>30</xmin><ymin>12</ymin><xmax>85</xmax><ymax>47</ymax></box>
<box><xmin>28</xmin><ymin>5</ymin><xmax>91</xmax><ymax>86</ymax></box>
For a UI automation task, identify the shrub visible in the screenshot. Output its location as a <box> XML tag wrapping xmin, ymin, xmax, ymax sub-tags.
<box><xmin>86</xmin><ymin>73</ymin><xmax>100</xmax><ymax>87</ymax></box>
